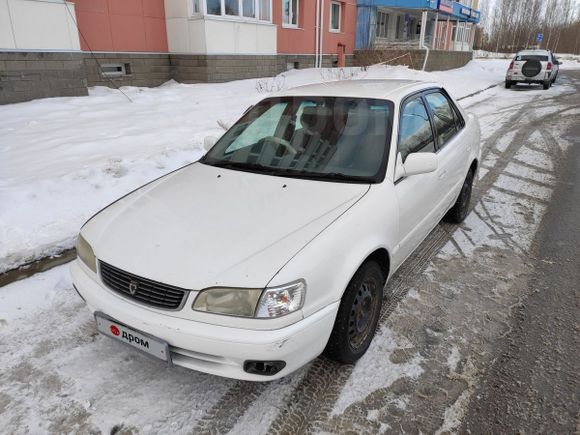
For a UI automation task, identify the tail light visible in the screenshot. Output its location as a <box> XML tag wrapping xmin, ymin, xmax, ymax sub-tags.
<box><xmin>509</xmin><ymin>61</ymin><xmax>514</xmax><ymax>70</ymax></box>
<box><xmin>547</xmin><ymin>62</ymin><xmax>552</xmax><ymax>71</ymax></box>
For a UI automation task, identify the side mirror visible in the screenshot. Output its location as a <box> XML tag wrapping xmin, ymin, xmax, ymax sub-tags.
<box><xmin>402</xmin><ymin>153</ymin><xmax>438</xmax><ymax>177</ymax></box>
<box><xmin>203</xmin><ymin>136</ymin><xmax>218</xmax><ymax>151</ymax></box>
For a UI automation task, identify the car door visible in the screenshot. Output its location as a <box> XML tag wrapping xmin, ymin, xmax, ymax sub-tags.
<box><xmin>393</xmin><ymin>94</ymin><xmax>443</xmax><ymax>266</ymax></box>
<box><xmin>423</xmin><ymin>90</ymin><xmax>468</xmax><ymax>215</ymax></box>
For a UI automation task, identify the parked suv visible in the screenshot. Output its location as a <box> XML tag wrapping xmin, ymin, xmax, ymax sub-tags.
<box><xmin>505</xmin><ymin>49</ymin><xmax>561</xmax><ymax>90</ymax></box>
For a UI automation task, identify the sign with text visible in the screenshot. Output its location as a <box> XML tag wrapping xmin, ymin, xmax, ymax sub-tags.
<box><xmin>438</xmin><ymin>0</ymin><xmax>453</xmax><ymax>14</ymax></box>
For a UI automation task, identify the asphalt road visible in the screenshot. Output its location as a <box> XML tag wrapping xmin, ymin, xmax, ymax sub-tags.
<box><xmin>461</xmin><ymin>70</ymin><xmax>580</xmax><ymax>434</ymax></box>
<box><xmin>1</xmin><ymin>69</ymin><xmax>579</xmax><ymax>435</ymax></box>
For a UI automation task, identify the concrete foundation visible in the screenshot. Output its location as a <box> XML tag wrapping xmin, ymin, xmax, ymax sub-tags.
<box><xmin>353</xmin><ymin>49</ymin><xmax>473</xmax><ymax>72</ymax></box>
<box><xmin>1</xmin><ymin>48</ymin><xmax>468</xmax><ymax>104</ymax></box>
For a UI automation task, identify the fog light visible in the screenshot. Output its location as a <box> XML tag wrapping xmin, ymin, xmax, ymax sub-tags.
<box><xmin>243</xmin><ymin>360</ymin><xmax>286</xmax><ymax>376</ymax></box>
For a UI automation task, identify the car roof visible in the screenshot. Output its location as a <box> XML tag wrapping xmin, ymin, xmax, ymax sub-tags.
<box><xmin>273</xmin><ymin>79</ymin><xmax>442</xmax><ymax>102</ymax></box>
<box><xmin>517</xmin><ymin>49</ymin><xmax>550</xmax><ymax>56</ymax></box>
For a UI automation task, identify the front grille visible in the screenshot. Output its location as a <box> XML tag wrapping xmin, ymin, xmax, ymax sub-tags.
<box><xmin>99</xmin><ymin>261</ymin><xmax>188</xmax><ymax>310</ymax></box>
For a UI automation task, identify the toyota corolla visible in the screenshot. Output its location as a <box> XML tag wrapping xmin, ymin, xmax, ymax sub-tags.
<box><xmin>71</xmin><ymin>80</ymin><xmax>481</xmax><ymax>380</ymax></box>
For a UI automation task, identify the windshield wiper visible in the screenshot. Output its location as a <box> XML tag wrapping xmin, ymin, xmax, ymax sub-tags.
<box><xmin>279</xmin><ymin>170</ymin><xmax>375</xmax><ymax>183</ymax></box>
<box><xmin>206</xmin><ymin>160</ymin><xmax>277</xmax><ymax>174</ymax></box>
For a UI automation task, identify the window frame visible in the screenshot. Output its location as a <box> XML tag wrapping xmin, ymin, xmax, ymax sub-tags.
<box><xmin>282</xmin><ymin>0</ymin><xmax>299</xmax><ymax>28</ymax></box>
<box><xmin>200</xmin><ymin>96</ymin><xmax>396</xmax><ymax>184</ymax></box>
<box><xmin>376</xmin><ymin>10</ymin><xmax>389</xmax><ymax>39</ymax></box>
<box><xmin>422</xmin><ymin>89</ymin><xmax>464</xmax><ymax>151</ymax></box>
<box><xmin>397</xmin><ymin>91</ymin><xmax>437</xmax><ymax>164</ymax></box>
<box><xmin>329</xmin><ymin>1</ymin><xmax>342</xmax><ymax>33</ymax></box>
<box><xmin>194</xmin><ymin>0</ymin><xmax>273</xmax><ymax>23</ymax></box>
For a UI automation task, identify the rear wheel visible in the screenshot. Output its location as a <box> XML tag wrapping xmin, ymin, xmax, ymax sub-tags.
<box><xmin>505</xmin><ymin>80</ymin><xmax>512</xmax><ymax>89</ymax></box>
<box><xmin>324</xmin><ymin>261</ymin><xmax>384</xmax><ymax>364</ymax></box>
<box><xmin>543</xmin><ymin>80</ymin><xmax>551</xmax><ymax>90</ymax></box>
<box><xmin>444</xmin><ymin>169</ymin><xmax>474</xmax><ymax>224</ymax></box>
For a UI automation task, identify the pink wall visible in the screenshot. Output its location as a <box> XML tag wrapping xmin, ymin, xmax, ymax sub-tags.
<box><xmin>274</xmin><ymin>0</ymin><xmax>357</xmax><ymax>55</ymax></box>
<box><xmin>74</xmin><ymin>0</ymin><xmax>168</xmax><ymax>52</ymax></box>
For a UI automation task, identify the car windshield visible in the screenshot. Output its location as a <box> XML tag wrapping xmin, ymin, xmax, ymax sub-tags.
<box><xmin>516</xmin><ymin>54</ymin><xmax>549</xmax><ymax>61</ymax></box>
<box><xmin>201</xmin><ymin>96</ymin><xmax>394</xmax><ymax>183</ymax></box>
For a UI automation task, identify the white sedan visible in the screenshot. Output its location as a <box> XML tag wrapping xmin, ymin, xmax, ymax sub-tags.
<box><xmin>72</xmin><ymin>80</ymin><xmax>481</xmax><ymax>381</ymax></box>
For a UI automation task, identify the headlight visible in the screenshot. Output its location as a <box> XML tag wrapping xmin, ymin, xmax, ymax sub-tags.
<box><xmin>76</xmin><ymin>233</ymin><xmax>97</xmax><ymax>273</ymax></box>
<box><xmin>192</xmin><ymin>281</ymin><xmax>306</xmax><ymax>318</ymax></box>
<box><xmin>255</xmin><ymin>281</ymin><xmax>305</xmax><ymax>318</ymax></box>
<box><xmin>193</xmin><ymin>287</ymin><xmax>263</xmax><ymax>317</ymax></box>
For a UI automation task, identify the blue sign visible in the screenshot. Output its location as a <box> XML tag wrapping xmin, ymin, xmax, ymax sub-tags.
<box><xmin>536</xmin><ymin>33</ymin><xmax>543</xmax><ymax>43</ymax></box>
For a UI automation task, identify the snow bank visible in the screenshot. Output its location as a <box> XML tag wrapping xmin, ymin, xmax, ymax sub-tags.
<box><xmin>0</xmin><ymin>60</ymin><xmax>508</xmax><ymax>272</ymax></box>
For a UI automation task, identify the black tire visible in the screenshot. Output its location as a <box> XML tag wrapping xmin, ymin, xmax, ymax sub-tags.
<box><xmin>505</xmin><ymin>80</ymin><xmax>512</xmax><ymax>89</ymax></box>
<box><xmin>444</xmin><ymin>168</ymin><xmax>474</xmax><ymax>224</ymax></box>
<box><xmin>522</xmin><ymin>60</ymin><xmax>542</xmax><ymax>77</ymax></box>
<box><xmin>543</xmin><ymin>80</ymin><xmax>551</xmax><ymax>90</ymax></box>
<box><xmin>324</xmin><ymin>261</ymin><xmax>384</xmax><ymax>364</ymax></box>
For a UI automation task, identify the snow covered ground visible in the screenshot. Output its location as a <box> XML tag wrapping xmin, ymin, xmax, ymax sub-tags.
<box><xmin>1</xmin><ymin>61</ymin><xmax>580</xmax><ymax>434</ymax></box>
<box><xmin>0</xmin><ymin>59</ymin><xmax>511</xmax><ymax>273</ymax></box>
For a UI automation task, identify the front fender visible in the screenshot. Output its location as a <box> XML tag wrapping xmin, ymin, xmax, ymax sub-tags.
<box><xmin>267</xmin><ymin>183</ymin><xmax>399</xmax><ymax>318</ymax></box>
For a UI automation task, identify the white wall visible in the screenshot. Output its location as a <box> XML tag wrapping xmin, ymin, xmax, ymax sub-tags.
<box><xmin>0</xmin><ymin>0</ymin><xmax>80</xmax><ymax>50</ymax></box>
<box><xmin>164</xmin><ymin>0</ymin><xmax>276</xmax><ymax>54</ymax></box>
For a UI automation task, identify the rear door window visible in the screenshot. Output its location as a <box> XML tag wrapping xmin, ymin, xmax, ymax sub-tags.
<box><xmin>424</xmin><ymin>92</ymin><xmax>459</xmax><ymax>149</ymax></box>
<box><xmin>515</xmin><ymin>54</ymin><xmax>549</xmax><ymax>62</ymax></box>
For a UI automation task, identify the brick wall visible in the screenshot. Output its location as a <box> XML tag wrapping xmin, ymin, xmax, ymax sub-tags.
<box><xmin>85</xmin><ymin>53</ymin><xmax>171</xmax><ymax>87</ymax></box>
<box><xmin>0</xmin><ymin>52</ymin><xmax>88</xmax><ymax>105</ymax></box>
<box><xmin>354</xmin><ymin>49</ymin><xmax>473</xmax><ymax>72</ymax></box>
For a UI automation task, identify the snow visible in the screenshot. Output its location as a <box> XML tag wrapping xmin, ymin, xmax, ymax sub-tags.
<box><xmin>331</xmin><ymin>326</ymin><xmax>424</xmax><ymax>416</ymax></box>
<box><xmin>1</xmin><ymin>56</ymin><xmax>578</xmax><ymax>432</ymax></box>
<box><xmin>0</xmin><ymin>59</ymin><xmax>509</xmax><ymax>273</ymax></box>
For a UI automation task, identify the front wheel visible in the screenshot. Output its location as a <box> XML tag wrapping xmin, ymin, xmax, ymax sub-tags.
<box><xmin>324</xmin><ymin>261</ymin><xmax>384</xmax><ymax>364</ymax></box>
<box><xmin>444</xmin><ymin>169</ymin><xmax>474</xmax><ymax>223</ymax></box>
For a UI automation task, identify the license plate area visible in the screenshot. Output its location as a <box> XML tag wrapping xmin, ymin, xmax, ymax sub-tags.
<box><xmin>95</xmin><ymin>312</ymin><xmax>171</xmax><ymax>364</ymax></box>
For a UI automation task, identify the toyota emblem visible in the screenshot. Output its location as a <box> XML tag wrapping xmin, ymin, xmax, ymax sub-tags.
<box><xmin>128</xmin><ymin>280</ymin><xmax>138</xmax><ymax>295</ymax></box>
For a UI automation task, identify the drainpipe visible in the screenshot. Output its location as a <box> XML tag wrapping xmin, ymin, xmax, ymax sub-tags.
<box><xmin>315</xmin><ymin>0</ymin><xmax>320</xmax><ymax>67</ymax></box>
<box><xmin>420</xmin><ymin>10</ymin><xmax>429</xmax><ymax>71</ymax></box>
<box><xmin>434</xmin><ymin>12</ymin><xmax>439</xmax><ymax>50</ymax></box>
<box><xmin>444</xmin><ymin>15</ymin><xmax>450</xmax><ymax>51</ymax></box>
<box><xmin>319</xmin><ymin>0</ymin><xmax>325</xmax><ymax>68</ymax></box>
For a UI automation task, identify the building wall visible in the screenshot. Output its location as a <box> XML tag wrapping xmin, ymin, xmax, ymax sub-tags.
<box><xmin>164</xmin><ymin>0</ymin><xmax>277</xmax><ymax>54</ymax></box>
<box><xmin>0</xmin><ymin>0</ymin><xmax>80</xmax><ymax>50</ymax></box>
<box><xmin>274</xmin><ymin>0</ymin><xmax>357</xmax><ymax>55</ymax></box>
<box><xmin>74</xmin><ymin>0</ymin><xmax>168</xmax><ymax>52</ymax></box>
<box><xmin>354</xmin><ymin>48</ymin><xmax>472</xmax><ymax>71</ymax></box>
<box><xmin>0</xmin><ymin>51</ymin><xmax>87</xmax><ymax>104</ymax></box>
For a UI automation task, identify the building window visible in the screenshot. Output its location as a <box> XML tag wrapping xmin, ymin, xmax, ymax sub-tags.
<box><xmin>225</xmin><ymin>0</ymin><xmax>239</xmax><ymax>15</ymax></box>
<box><xmin>395</xmin><ymin>15</ymin><xmax>401</xmax><ymax>39</ymax></box>
<box><xmin>259</xmin><ymin>0</ymin><xmax>270</xmax><ymax>20</ymax></box>
<box><xmin>203</xmin><ymin>0</ymin><xmax>271</xmax><ymax>22</ymax></box>
<box><xmin>206</xmin><ymin>0</ymin><xmax>222</xmax><ymax>15</ymax></box>
<box><xmin>330</xmin><ymin>1</ymin><xmax>341</xmax><ymax>33</ymax></box>
<box><xmin>242</xmin><ymin>0</ymin><xmax>255</xmax><ymax>17</ymax></box>
<box><xmin>283</xmin><ymin>0</ymin><xmax>298</xmax><ymax>27</ymax></box>
<box><xmin>101</xmin><ymin>63</ymin><xmax>130</xmax><ymax>78</ymax></box>
<box><xmin>376</xmin><ymin>11</ymin><xmax>389</xmax><ymax>38</ymax></box>
<box><xmin>192</xmin><ymin>0</ymin><xmax>201</xmax><ymax>13</ymax></box>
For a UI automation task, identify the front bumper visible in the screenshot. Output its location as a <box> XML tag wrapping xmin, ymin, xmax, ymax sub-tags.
<box><xmin>71</xmin><ymin>261</ymin><xmax>338</xmax><ymax>381</ymax></box>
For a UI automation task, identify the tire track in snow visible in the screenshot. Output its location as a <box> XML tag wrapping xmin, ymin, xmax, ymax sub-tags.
<box><xmin>262</xmin><ymin>77</ymin><xmax>579</xmax><ymax>434</ymax></box>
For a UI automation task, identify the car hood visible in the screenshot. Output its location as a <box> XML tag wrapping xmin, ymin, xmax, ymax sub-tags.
<box><xmin>83</xmin><ymin>163</ymin><xmax>369</xmax><ymax>290</ymax></box>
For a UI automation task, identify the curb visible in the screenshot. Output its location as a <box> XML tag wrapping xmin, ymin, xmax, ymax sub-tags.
<box><xmin>0</xmin><ymin>249</ymin><xmax>76</xmax><ymax>288</ymax></box>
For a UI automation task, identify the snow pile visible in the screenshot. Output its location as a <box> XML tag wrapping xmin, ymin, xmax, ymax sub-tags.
<box><xmin>0</xmin><ymin>59</ymin><xmax>508</xmax><ymax>273</ymax></box>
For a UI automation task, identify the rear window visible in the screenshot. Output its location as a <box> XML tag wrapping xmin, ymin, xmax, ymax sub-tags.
<box><xmin>516</xmin><ymin>55</ymin><xmax>549</xmax><ymax>62</ymax></box>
